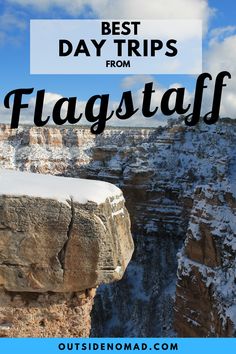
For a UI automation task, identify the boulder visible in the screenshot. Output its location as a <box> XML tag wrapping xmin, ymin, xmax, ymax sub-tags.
<box><xmin>0</xmin><ymin>169</ymin><xmax>133</xmax><ymax>293</ymax></box>
<box><xmin>0</xmin><ymin>169</ymin><xmax>134</xmax><ymax>337</ymax></box>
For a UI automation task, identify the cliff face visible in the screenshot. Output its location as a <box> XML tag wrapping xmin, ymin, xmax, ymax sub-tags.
<box><xmin>0</xmin><ymin>121</ymin><xmax>235</xmax><ymax>337</ymax></box>
<box><xmin>0</xmin><ymin>170</ymin><xmax>133</xmax><ymax>337</ymax></box>
<box><xmin>0</xmin><ymin>291</ymin><xmax>95</xmax><ymax>337</ymax></box>
<box><xmin>174</xmin><ymin>186</ymin><xmax>236</xmax><ymax>337</ymax></box>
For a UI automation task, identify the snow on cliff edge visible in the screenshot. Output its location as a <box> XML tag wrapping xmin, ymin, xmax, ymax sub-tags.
<box><xmin>0</xmin><ymin>169</ymin><xmax>123</xmax><ymax>205</ymax></box>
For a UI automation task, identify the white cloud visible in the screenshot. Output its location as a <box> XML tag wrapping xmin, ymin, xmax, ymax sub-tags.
<box><xmin>7</xmin><ymin>0</ymin><xmax>213</xmax><ymax>32</ymax></box>
<box><xmin>204</xmin><ymin>31</ymin><xmax>236</xmax><ymax>117</ymax></box>
<box><xmin>6</xmin><ymin>0</ymin><xmax>104</xmax><ymax>13</ymax></box>
<box><xmin>209</xmin><ymin>26</ymin><xmax>236</xmax><ymax>45</ymax></box>
<box><xmin>0</xmin><ymin>9</ymin><xmax>26</xmax><ymax>45</ymax></box>
<box><xmin>0</xmin><ymin>11</ymin><xmax>26</xmax><ymax>30</ymax></box>
<box><xmin>121</xmin><ymin>75</ymin><xmax>154</xmax><ymax>89</ymax></box>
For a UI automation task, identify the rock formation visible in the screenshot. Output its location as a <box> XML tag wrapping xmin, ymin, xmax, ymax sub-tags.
<box><xmin>0</xmin><ymin>169</ymin><xmax>133</xmax><ymax>337</ymax></box>
<box><xmin>0</xmin><ymin>120</ymin><xmax>235</xmax><ymax>337</ymax></box>
<box><xmin>174</xmin><ymin>185</ymin><xmax>236</xmax><ymax>337</ymax></box>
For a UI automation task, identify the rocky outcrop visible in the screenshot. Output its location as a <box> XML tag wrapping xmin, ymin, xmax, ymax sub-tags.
<box><xmin>174</xmin><ymin>185</ymin><xmax>236</xmax><ymax>337</ymax></box>
<box><xmin>0</xmin><ymin>290</ymin><xmax>95</xmax><ymax>337</ymax></box>
<box><xmin>0</xmin><ymin>121</ymin><xmax>235</xmax><ymax>337</ymax></box>
<box><xmin>0</xmin><ymin>169</ymin><xmax>133</xmax><ymax>337</ymax></box>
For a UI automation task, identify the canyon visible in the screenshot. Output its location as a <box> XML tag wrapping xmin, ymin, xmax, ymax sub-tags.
<box><xmin>0</xmin><ymin>119</ymin><xmax>235</xmax><ymax>337</ymax></box>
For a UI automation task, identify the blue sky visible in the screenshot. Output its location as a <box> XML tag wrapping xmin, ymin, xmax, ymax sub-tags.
<box><xmin>0</xmin><ymin>0</ymin><xmax>235</xmax><ymax>125</ymax></box>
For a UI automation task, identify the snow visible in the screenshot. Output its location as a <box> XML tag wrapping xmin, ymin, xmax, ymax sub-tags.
<box><xmin>112</xmin><ymin>208</ymin><xmax>125</xmax><ymax>217</ymax></box>
<box><xmin>0</xmin><ymin>121</ymin><xmax>236</xmax><ymax>336</ymax></box>
<box><xmin>229</xmin><ymin>156</ymin><xmax>236</xmax><ymax>198</ymax></box>
<box><xmin>110</xmin><ymin>194</ymin><xmax>124</xmax><ymax>206</ymax></box>
<box><xmin>94</xmin><ymin>214</ymin><xmax>107</xmax><ymax>231</ymax></box>
<box><xmin>0</xmin><ymin>169</ymin><xmax>122</xmax><ymax>206</ymax></box>
<box><xmin>115</xmin><ymin>266</ymin><xmax>122</xmax><ymax>274</ymax></box>
<box><xmin>226</xmin><ymin>305</ymin><xmax>236</xmax><ymax>328</ymax></box>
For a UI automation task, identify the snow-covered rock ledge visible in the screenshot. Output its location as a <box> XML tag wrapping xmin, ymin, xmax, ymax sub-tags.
<box><xmin>0</xmin><ymin>169</ymin><xmax>133</xmax><ymax>337</ymax></box>
<box><xmin>0</xmin><ymin>169</ymin><xmax>134</xmax><ymax>293</ymax></box>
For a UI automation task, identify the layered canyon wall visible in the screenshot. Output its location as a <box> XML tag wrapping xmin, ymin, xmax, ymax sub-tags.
<box><xmin>175</xmin><ymin>185</ymin><xmax>236</xmax><ymax>337</ymax></box>
<box><xmin>0</xmin><ymin>120</ymin><xmax>235</xmax><ymax>337</ymax></box>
